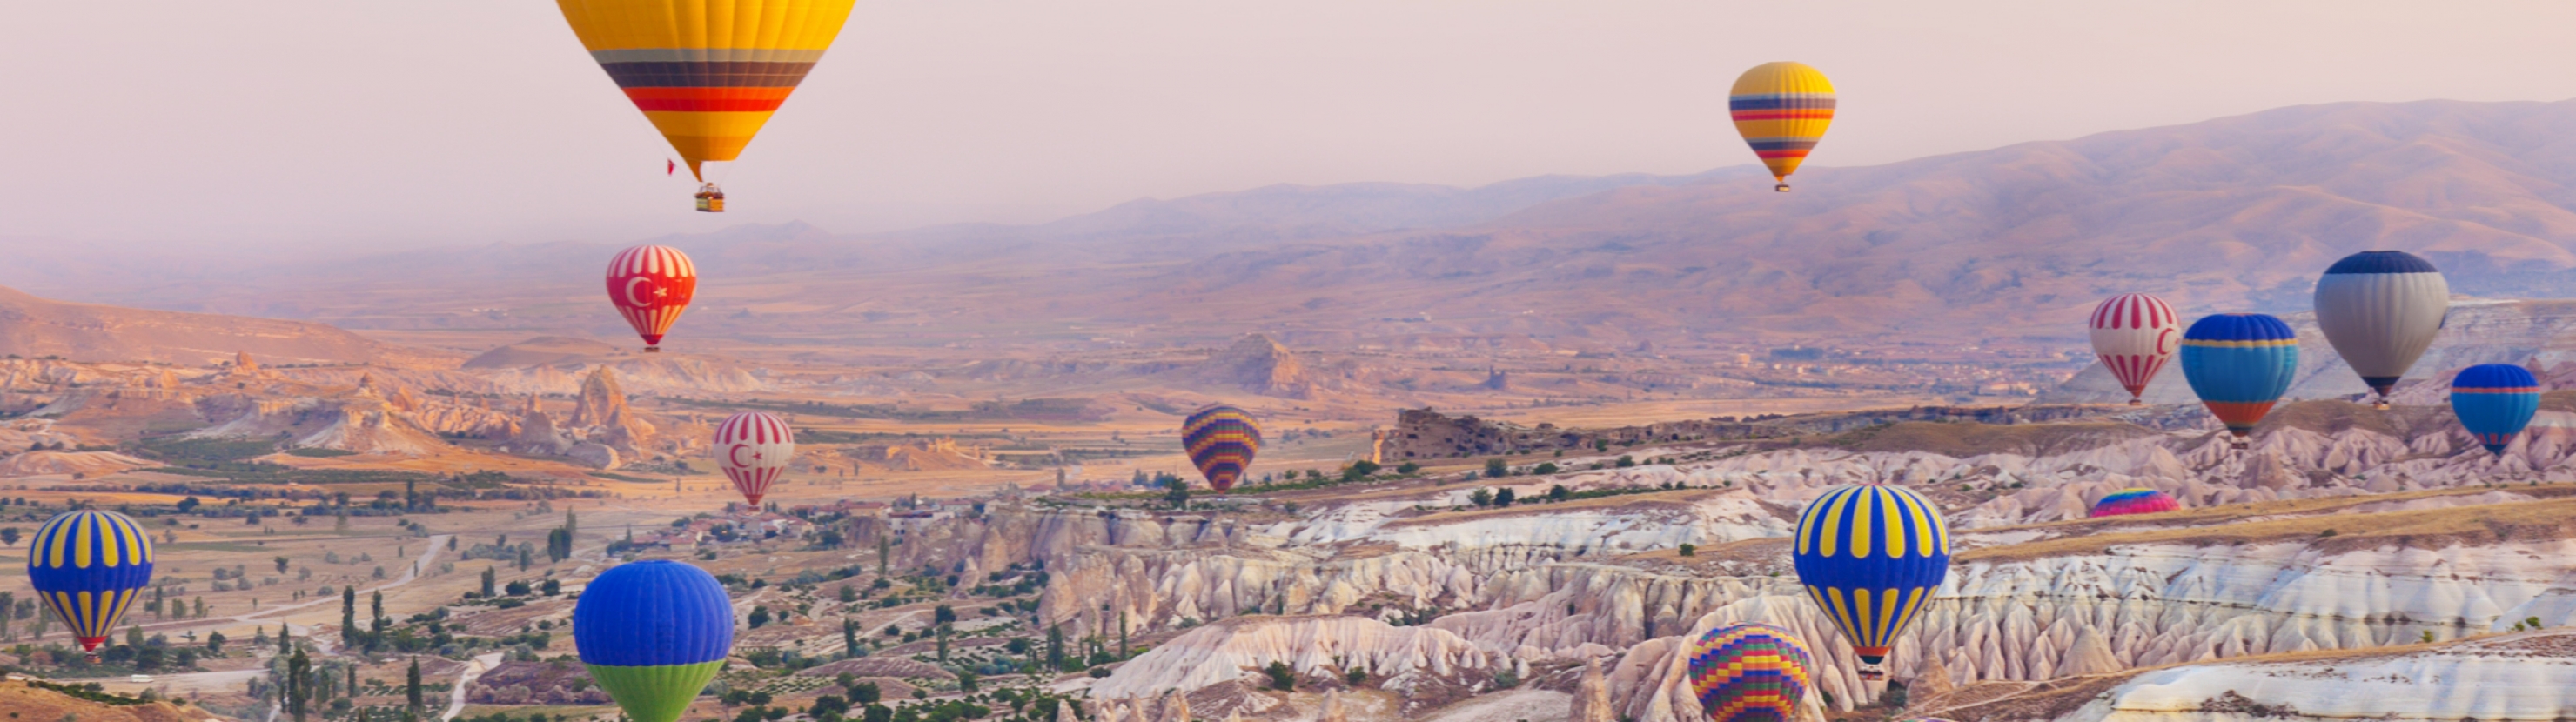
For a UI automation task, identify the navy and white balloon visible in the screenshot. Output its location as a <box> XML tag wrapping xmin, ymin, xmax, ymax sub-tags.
<box><xmin>2314</xmin><ymin>251</ymin><xmax>2448</xmax><ymax>409</ymax></box>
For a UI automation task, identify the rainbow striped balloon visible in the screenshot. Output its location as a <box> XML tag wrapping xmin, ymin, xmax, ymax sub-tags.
<box><xmin>2089</xmin><ymin>488</ymin><xmax>2180</xmax><ymax>518</ymax></box>
<box><xmin>1687</xmin><ymin>623</ymin><xmax>1813</xmax><ymax>722</ymax></box>
<box><xmin>1181</xmin><ymin>404</ymin><xmax>1262</xmax><ymax>492</ymax></box>
<box><xmin>1729</xmin><ymin>62</ymin><xmax>1835</xmax><ymax>191</ymax></box>
<box><xmin>1791</xmin><ymin>484</ymin><xmax>1949</xmax><ymax>679</ymax></box>
<box><xmin>26</xmin><ymin>510</ymin><xmax>154</xmax><ymax>652</ymax></box>
<box><xmin>557</xmin><ymin>0</ymin><xmax>858</xmax><ymax>181</ymax></box>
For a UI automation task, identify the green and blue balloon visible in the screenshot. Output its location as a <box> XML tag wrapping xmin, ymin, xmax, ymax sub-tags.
<box><xmin>574</xmin><ymin>560</ymin><xmax>735</xmax><ymax>722</ymax></box>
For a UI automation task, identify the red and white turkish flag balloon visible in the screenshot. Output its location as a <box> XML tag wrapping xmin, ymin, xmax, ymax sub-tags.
<box><xmin>605</xmin><ymin>244</ymin><xmax>697</xmax><ymax>351</ymax></box>
<box><xmin>2088</xmin><ymin>293</ymin><xmax>2181</xmax><ymax>405</ymax></box>
<box><xmin>714</xmin><ymin>411</ymin><xmax>794</xmax><ymax>505</ymax></box>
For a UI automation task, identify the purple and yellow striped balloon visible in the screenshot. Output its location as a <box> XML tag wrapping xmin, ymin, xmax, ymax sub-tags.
<box><xmin>1181</xmin><ymin>404</ymin><xmax>1262</xmax><ymax>492</ymax></box>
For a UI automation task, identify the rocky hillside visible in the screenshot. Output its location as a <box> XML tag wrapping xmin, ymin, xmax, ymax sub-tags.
<box><xmin>847</xmin><ymin>393</ymin><xmax>2576</xmax><ymax>722</ymax></box>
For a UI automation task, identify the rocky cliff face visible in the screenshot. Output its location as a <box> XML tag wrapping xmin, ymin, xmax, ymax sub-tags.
<box><xmin>1199</xmin><ymin>334</ymin><xmax>1313</xmax><ymax>398</ymax></box>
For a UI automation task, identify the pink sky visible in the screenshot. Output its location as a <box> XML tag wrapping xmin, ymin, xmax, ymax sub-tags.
<box><xmin>6</xmin><ymin>1</ymin><xmax>2576</xmax><ymax>251</ymax></box>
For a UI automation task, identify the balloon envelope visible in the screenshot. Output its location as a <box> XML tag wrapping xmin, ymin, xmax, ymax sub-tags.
<box><xmin>574</xmin><ymin>560</ymin><xmax>735</xmax><ymax>722</ymax></box>
<box><xmin>1181</xmin><ymin>404</ymin><xmax>1262</xmax><ymax>491</ymax></box>
<box><xmin>1728</xmin><ymin>63</ymin><xmax>1835</xmax><ymax>190</ymax></box>
<box><xmin>25</xmin><ymin>510</ymin><xmax>154</xmax><ymax>652</ymax></box>
<box><xmin>2089</xmin><ymin>294</ymin><xmax>2180</xmax><ymax>404</ymax></box>
<box><xmin>714</xmin><ymin>411</ymin><xmax>795</xmax><ymax>505</ymax></box>
<box><xmin>1687</xmin><ymin>623</ymin><xmax>1813</xmax><ymax>722</ymax></box>
<box><xmin>2451</xmin><ymin>364</ymin><xmax>2539</xmax><ymax>457</ymax></box>
<box><xmin>557</xmin><ymin>0</ymin><xmax>858</xmax><ymax>180</ymax></box>
<box><xmin>606</xmin><ymin>245</ymin><xmax>698</xmax><ymax>349</ymax></box>
<box><xmin>2179</xmin><ymin>314</ymin><xmax>2298</xmax><ymax>440</ymax></box>
<box><xmin>1791</xmin><ymin>484</ymin><xmax>1948</xmax><ymax>678</ymax></box>
<box><xmin>2089</xmin><ymin>488</ymin><xmax>2180</xmax><ymax>518</ymax></box>
<box><xmin>2314</xmin><ymin>251</ymin><xmax>2447</xmax><ymax>405</ymax></box>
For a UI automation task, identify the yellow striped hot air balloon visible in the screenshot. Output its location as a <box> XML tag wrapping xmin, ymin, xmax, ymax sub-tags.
<box><xmin>25</xmin><ymin>510</ymin><xmax>154</xmax><ymax>652</ymax></box>
<box><xmin>1728</xmin><ymin>62</ymin><xmax>1835</xmax><ymax>192</ymax></box>
<box><xmin>557</xmin><ymin>0</ymin><xmax>859</xmax><ymax>211</ymax></box>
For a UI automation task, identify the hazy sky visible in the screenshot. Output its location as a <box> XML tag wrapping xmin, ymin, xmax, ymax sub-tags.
<box><xmin>8</xmin><ymin>1</ymin><xmax>2576</xmax><ymax>251</ymax></box>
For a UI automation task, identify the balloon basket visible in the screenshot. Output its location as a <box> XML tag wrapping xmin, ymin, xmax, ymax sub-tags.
<box><xmin>2230</xmin><ymin>438</ymin><xmax>2250</xmax><ymax>450</ymax></box>
<box><xmin>694</xmin><ymin>184</ymin><xmax>727</xmax><ymax>213</ymax></box>
<box><xmin>2373</xmin><ymin>400</ymin><xmax>2392</xmax><ymax>411</ymax></box>
<box><xmin>643</xmin><ymin>346</ymin><xmax>661</xmax><ymax>353</ymax></box>
<box><xmin>1774</xmin><ymin>184</ymin><xmax>1792</xmax><ymax>192</ymax></box>
<box><xmin>1856</xmin><ymin>668</ymin><xmax>1886</xmax><ymax>681</ymax></box>
<box><xmin>2128</xmin><ymin>398</ymin><xmax>2143</xmax><ymax>406</ymax></box>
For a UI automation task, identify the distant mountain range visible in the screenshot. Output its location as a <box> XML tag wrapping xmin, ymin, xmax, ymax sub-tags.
<box><xmin>23</xmin><ymin>99</ymin><xmax>2576</xmax><ymax>355</ymax></box>
<box><xmin>0</xmin><ymin>285</ymin><xmax>424</xmax><ymax>366</ymax></box>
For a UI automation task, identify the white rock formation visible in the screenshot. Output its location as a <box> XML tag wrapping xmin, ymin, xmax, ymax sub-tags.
<box><xmin>1092</xmin><ymin>616</ymin><xmax>1493</xmax><ymax>704</ymax></box>
<box><xmin>2043</xmin><ymin>631</ymin><xmax>2576</xmax><ymax>722</ymax></box>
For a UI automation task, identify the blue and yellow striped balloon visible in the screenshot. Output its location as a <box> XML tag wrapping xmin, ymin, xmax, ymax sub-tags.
<box><xmin>1790</xmin><ymin>484</ymin><xmax>1947</xmax><ymax>679</ymax></box>
<box><xmin>26</xmin><ymin>510</ymin><xmax>154</xmax><ymax>651</ymax></box>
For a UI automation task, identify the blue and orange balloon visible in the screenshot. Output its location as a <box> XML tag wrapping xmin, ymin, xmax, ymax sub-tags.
<box><xmin>1791</xmin><ymin>484</ymin><xmax>1949</xmax><ymax>680</ymax></box>
<box><xmin>1688</xmin><ymin>623</ymin><xmax>1813</xmax><ymax>722</ymax></box>
<box><xmin>2089</xmin><ymin>488</ymin><xmax>2180</xmax><ymax>518</ymax></box>
<box><xmin>574</xmin><ymin>561</ymin><xmax>735</xmax><ymax>722</ymax></box>
<box><xmin>1181</xmin><ymin>404</ymin><xmax>1262</xmax><ymax>492</ymax></box>
<box><xmin>26</xmin><ymin>510</ymin><xmax>154</xmax><ymax>652</ymax></box>
<box><xmin>2180</xmin><ymin>313</ymin><xmax>2299</xmax><ymax>448</ymax></box>
<box><xmin>2451</xmin><ymin>364</ymin><xmax>2540</xmax><ymax>457</ymax></box>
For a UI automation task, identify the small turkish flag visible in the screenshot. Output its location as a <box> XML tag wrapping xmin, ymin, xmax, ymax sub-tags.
<box><xmin>667</xmin><ymin>159</ymin><xmax>677</xmax><ymax>176</ymax></box>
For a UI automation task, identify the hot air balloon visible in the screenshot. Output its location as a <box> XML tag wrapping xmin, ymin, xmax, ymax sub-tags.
<box><xmin>26</xmin><ymin>510</ymin><xmax>153</xmax><ymax>652</ymax></box>
<box><xmin>1791</xmin><ymin>484</ymin><xmax>1948</xmax><ymax>680</ymax></box>
<box><xmin>714</xmin><ymin>411</ymin><xmax>794</xmax><ymax>505</ymax></box>
<box><xmin>2451</xmin><ymin>364</ymin><xmax>2539</xmax><ymax>457</ymax></box>
<box><xmin>2180</xmin><ymin>313</ymin><xmax>2298</xmax><ymax>449</ymax></box>
<box><xmin>1181</xmin><ymin>404</ymin><xmax>1261</xmax><ymax>492</ymax></box>
<box><xmin>2088</xmin><ymin>488</ymin><xmax>2179</xmax><ymax>518</ymax></box>
<box><xmin>606</xmin><ymin>244</ymin><xmax>698</xmax><ymax>352</ymax></box>
<box><xmin>1729</xmin><ymin>62</ymin><xmax>1835</xmax><ymax>192</ymax></box>
<box><xmin>556</xmin><ymin>0</ymin><xmax>859</xmax><ymax>211</ymax></box>
<box><xmin>1687</xmin><ymin>623</ymin><xmax>1813</xmax><ymax>722</ymax></box>
<box><xmin>2089</xmin><ymin>294</ymin><xmax>2181</xmax><ymax>405</ymax></box>
<box><xmin>574</xmin><ymin>561</ymin><xmax>735</xmax><ymax>722</ymax></box>
<box><xmin>2315</xmin><ymin>251</ymin><xmax>2448</xmax><ymax>410</ymax></box>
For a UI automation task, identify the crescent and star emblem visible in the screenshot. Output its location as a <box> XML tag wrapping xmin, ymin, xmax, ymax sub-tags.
<box><xmin>623</xmin><ymin>277</ymin><xmax>655</xmax><ymax>308</ymax></box>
